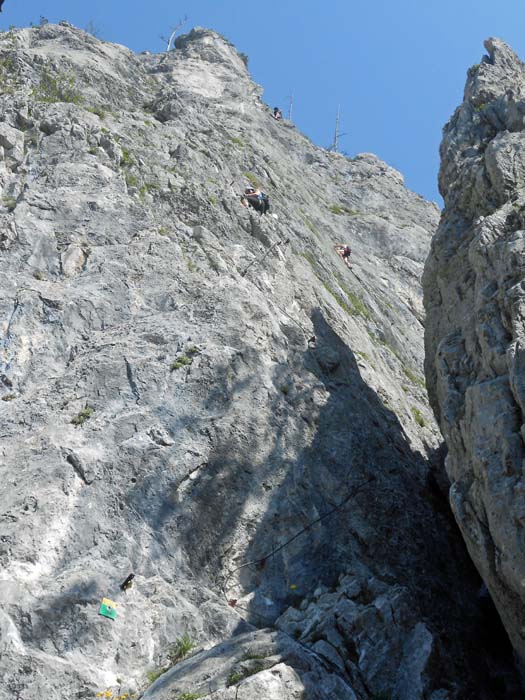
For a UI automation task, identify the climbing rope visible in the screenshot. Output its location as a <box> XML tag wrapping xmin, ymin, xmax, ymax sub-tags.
<box><xmin>240</xmin><ymin>236</ymin><xmax>289</xmax><ymax>277</ymax></box>
<box><xmin>210</xmin><ymin>475</ymin><xmax>377</xmax><ymax>695</ymax></box>
<box><xmin>220</xmin><ymin>475</ymin><xmax>375</xmax><ymax>608</ymax></box>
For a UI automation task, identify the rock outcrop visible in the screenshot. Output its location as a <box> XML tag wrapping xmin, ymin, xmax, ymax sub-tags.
<box><xmin>424</xmin><ymin>37</ymin><xmax>525</xmax><ymax>669</ymax></box>
<box><xmin>0</xmin><ymin>23</ymin><xmax>520</xmax><ymax>699</ymax></box>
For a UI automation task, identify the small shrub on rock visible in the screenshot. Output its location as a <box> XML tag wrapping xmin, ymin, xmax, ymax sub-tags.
<box><xmin>168</xmin><ymin>633</ymin><xmax>196</xmax><ymax>663</ymax></box>
<box><xmin>71</xmin><ymin>405</ymin><xmax>94</xmax><ymax>426</ymax></box>
<box><xmin>411</xmin><ymin>406</ymin><xmax>425</xmax><ymax>427</ymax></box>
<box><xmin>170</xmin><ymin>356</ymin><xmax>192</xmax><ymax>371</ymax></box>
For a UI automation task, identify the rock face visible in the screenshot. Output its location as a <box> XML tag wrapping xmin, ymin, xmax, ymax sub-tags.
<box><xmin>424</xmin><ymin>37</ymin><xmax>525</xmax><ymax>669</ymax></box>
<box><xmin>0</xmin><ymin>23</ymin><xmax>520</xmax><ymax>700</ymax></box>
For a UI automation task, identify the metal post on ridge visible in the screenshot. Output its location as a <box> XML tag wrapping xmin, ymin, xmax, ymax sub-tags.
<box><xmin>331</xmin><ymin>104</ymin><xmax>348</xmax><ymax>153</ymax></box>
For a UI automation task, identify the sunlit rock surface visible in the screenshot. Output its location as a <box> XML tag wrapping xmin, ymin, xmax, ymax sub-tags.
<box><xmin>425</xmin><ymin>36</ymin><xmax>525</xmax><ymax>673</ymax></box>
<box><xmin>0</xmin><ymin>23</ymin><xmax>520</xmax><ymax>700</ymax></box>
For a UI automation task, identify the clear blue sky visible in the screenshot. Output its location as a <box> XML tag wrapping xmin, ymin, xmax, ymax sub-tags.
<box><xmin>4</xmin><ymin>1</ymin><xmax>525</xmax><ymax>204</ymax></box>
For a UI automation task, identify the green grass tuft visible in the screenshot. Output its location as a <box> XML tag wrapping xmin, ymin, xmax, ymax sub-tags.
<box><xmin>71</xmin><ymin>405</ymin><xmax>94</xmax><ymax>426</ymax></box>
<box><xmin>146</xmin><ymin>667</ymin><xmax>167</xmax><ymax>684</ymax></box>
<box><xmin>226</xmin><ymin>664</ymin><xmax>264</xmax><ymax>687</ymax></box>
<box><xmin>344</xmin><ymin>288</ymin><xmax>371</xmax><ymax>319</ymax></box>
<box><xmin>169</xmin><ymin>633</ymin><xmax>196</xmax><ymax>663</ymax></box>
<box><xmin>86</xmin><ymin>105</ymin><xmax>105</xmax><ymax>118</ymax></box>
<box><xmin>322</xmin><ymin>279</ymin><xmax>371</xmax><ymax>320</ymax></box>
<box><xmin>2</xmin><ymin>196</ymin><xmax>16</xmax><ymax>211</ymax></box>
<box><xmin>329</xmin><ymin>204</ymin><xmax>360</xmax><ymax>216</ymax></box>
<box><xmin>243</xmin><ymin>172</ymin><xmax>260</xmax><ymax>188</ymax></box>
<box><xmin>170</xmin><ymin>356</ymin><xmax>193</xmax><ymax>371</ymax></box>
<box><xmin>31</xmin><ymin>69</ymin><xmax>83</xmax><ymax>104</ymax></box>
<box><xmin>146</xmin><ymin>634</ymin><xmax>198</xmax><ymax>689</ymax></box>
<box><xmin>322</xmin><ymin>280</ymin><xmax>353</xmax><ymax>316</ymax></box>
<box><xmin>124</xmin><ymin>172</ymin><xmax>138</xmax><ymax>188</ymax></box>
<box><xmin>138</xmin><ymin>182</ymin><xmax>158</xmax><ymax>199</ymax></box>
<box><xmin>226</xmin><ymin>671</ymin><xmax>244</xmax><ymax>687</ymax></box>
<box><xmin>0</xmin><ymin>55</ymin><xmax>20</xmax><ymax>94</ymax></box>
<box><xmin>402</xmin><ymin>366</ymin><xmax>426</xmax><ymax>388</ymax></box>
<box><xmin>411</xmin><ymin>406</ymin><xmax>426</xmax><ymax>427</ymax></box>
<box><xmin>242</xmin><ymin>652</ymin><xmax>267</xmax><ymax>661</ymax></box>
<box><xmin>120</xmin><ymin>148</ymin><xmax>133</xmax><ymax>167</ymax></box>
<box><xmin>300</xmin><ymin>251</ymin><xmax>318</xmax><ymax>269</ymax></box>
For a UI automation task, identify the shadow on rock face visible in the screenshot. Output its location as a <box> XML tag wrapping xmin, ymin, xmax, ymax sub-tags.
<box><xmin>9</xmin><ymin>298</ymin><xmax>519</xmax><ymax>699</ymax></box>
<box><xmin>242</xmin><ymin>310</ymin><xmax>521</xmax><ymax>698</ymax></box>
<box><xmin>134</xmin><ymin>306</ymin><xmax>522</xmax><ymax>699</ymax></box>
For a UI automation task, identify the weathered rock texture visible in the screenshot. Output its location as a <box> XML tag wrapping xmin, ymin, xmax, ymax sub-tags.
<box><xmin>0</xmin><ymin>23</ymin><xmax>520</xmax><ymax>700</ymax></box>
<box><xmin>424</xmin><ymin>37</ymin><xmax>525</xmax><ymax>671</ymax></box>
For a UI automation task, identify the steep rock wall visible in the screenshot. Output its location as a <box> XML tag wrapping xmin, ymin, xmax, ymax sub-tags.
<box><xmin>424</xmin><ymin>37</ymin><xmax>525</xmax><ymax>668</ymax></box>
<box><xmin>0</xmin><ymin>23</ymin><xmax>519</xmax><ymax>700</ymax></box>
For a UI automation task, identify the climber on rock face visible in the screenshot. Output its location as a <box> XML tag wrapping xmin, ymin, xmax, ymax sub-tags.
<box><xmin>241</xmin><ymin>186</ymin><xmax>270</xmax><ymax>215</ymax></box>
<box><xmin>334</xmin><ymin>244</ymin><xmax>351</xmax><ymax>268</ymax></box>
<box><xmin>273</xmin><ymin>107</ymin><xmax>283</xmax><ymax>120</ymax></box>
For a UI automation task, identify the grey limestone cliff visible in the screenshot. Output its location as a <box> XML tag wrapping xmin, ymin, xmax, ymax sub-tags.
<box><xmin>0</xmin><ymin>22</ymin><xmax>519</xmax><ymax>700</ymax></box>
<box><xmin>424</xmin><ymin>37</ymin><xmax>525</xmax><ymax>673</ymax></box>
